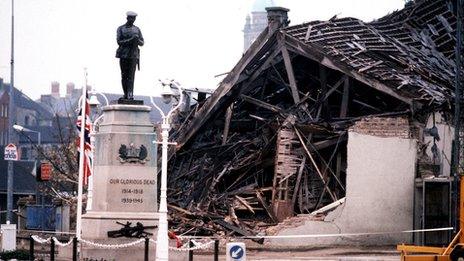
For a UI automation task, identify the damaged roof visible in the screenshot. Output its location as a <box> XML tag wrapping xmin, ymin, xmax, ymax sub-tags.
<box><xmin>176</xmin><ymin>0</ymin><xmax>459</xmax><ymax>149</ymax></box>
<box><xmin>285</xmin><ymin>0</ymin><xmax>457</xmax><ymax>105</ymax></box>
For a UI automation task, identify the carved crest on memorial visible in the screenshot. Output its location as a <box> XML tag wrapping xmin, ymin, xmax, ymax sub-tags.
<box><xmin>118</xmin><ymin>143</ymin><xmax>148</xmax><ymax>164</ymax></box>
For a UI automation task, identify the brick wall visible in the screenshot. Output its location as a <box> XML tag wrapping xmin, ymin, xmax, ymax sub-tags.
<box><xmin>350</xmin><ymin>117</ymin><xmax>410</xmax><ymax>138</ymax></box>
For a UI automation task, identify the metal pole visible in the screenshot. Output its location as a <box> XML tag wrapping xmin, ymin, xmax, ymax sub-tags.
<box><xmin>152</xmin><ymin>81</ymin><xmax>185</xmax><ymax>261</ymax></box>
<box><xmin>72</xmin><ymin>237</ymin><xmax>78</xmax><ymax>261</ymax></box>
<box><xmin>50</xmin><ymin>237</ymin><xmax>55</xmax><ymax>261</ymax></box>
<box><xmin>6</xmin><ymin>0</ymin><xmax>15</xmax><ymax>224</ymax></box>
<box><xmin>75</xmin><ymin>70</ymin><xmax>88</xmax><ymax>240</ymax></box>
<box><xmin>188</xmin><ymin>240</ymin><xmax>194</xmax><ymax>261</ymax></box>
<box><xmin>144</xmin><ymin>237</ymin><xmax>150</xmax><ymax>261</ymax></box>
<box><xmin>41</xmin><ymin>183</ymin><xmax>45</xmax><ymax>230</ymax></box>
<box><xmin>155</xmin><ymin>117</ymin><xmax>170</xmax><ymax>261</ymax></box>
<box><xmin>214</xmin><ymin>239</ymin><xmax>219</xmax><ymax>261</ymax></box>
<box><xmin>29</xmin><ymin>235</ymin><xmax>34</xmax><ymax>261</ymax></box>
<box><xmin>454</xmin><ymin>0</ymin><xmax>463</xmax><ymax>240</ymax></box>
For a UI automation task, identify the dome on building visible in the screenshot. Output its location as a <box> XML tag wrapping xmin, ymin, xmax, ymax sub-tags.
<box><xmin>251</xmin><ymin>0</ymin><xmax>276</xmax><ymax>12</ymax></box>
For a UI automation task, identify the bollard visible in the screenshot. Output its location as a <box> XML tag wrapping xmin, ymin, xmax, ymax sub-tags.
<box><xmin>50</xmin><ymin>237</ymin><xmax>55</xmax><ymax>261</ymax></box>
<box><xmin>144</xmin><ymin>237</ymin><xmax>149</xmax><ymax>261</ymax></box>
<box><xmin>1</xmin><ymin>223</ymin><xmax>17</xmax><ymax>251</ymax></box>
<box><xmin>29</xmin><ymin>235</ymin><xmax>35</xmax><ymax>261</ymax></box>
<box><xmin>214</xmin><ymin>239</ymin><xmax>219</xmax><ymax>261</ymax></box>
<box><xmin>72</xmin><ymin>237</ymin><xmax>78</xmax><ymax>261</ymax></box>
<box><xmin>188</xmin><ymin>240</ymin><xmax>194</xmax><ymax>261</ymax></box>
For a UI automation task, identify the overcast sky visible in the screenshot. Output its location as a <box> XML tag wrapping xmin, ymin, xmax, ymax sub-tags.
<box><xmin>0</xmin><ymin>0</ymin><xmax>405</xmax><ymax>100</ymax></box>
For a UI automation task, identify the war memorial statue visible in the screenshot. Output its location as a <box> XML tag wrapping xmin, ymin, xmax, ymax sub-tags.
<box><xmin>116</xmin><ymin>11</ymin><xmax>144</xmax><ymax>101</ymax></box>
<box><xmin>77</xmin><ymin>12</ymin><xmax>159</xmax><ymax>259</ymax></box>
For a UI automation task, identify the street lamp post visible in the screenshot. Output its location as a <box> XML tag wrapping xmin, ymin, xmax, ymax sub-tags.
<box><xmin>13</xmin><ymin>125</ymin><xmax>41</xmax><ymax>206</ymax></box>
<box><xmin>151</xmin><ymin>80</ymin><xmax>184</xmax><ymax>261</ymax></box>
<box><xmin>13</xmin><ymin>125</ymin><xmax>41</xmax><ymax>146</ymax></box>
<box><xmin>6</xmin><ymin>0</ymin><xmax>16</xmax><ymax>224</ymax></box>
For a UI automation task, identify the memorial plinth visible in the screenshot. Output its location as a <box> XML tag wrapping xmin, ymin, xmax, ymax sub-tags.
<box><xmin>82</xmin><ymin>104</ymin><xmax>159</xmax><ymax>239</ymax></box>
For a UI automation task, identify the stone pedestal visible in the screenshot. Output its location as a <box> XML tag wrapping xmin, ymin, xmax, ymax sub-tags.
<box><xmin>81</xmin><ymin>104</ymin><xmax>158</xmax><ymax>241</ymax></box>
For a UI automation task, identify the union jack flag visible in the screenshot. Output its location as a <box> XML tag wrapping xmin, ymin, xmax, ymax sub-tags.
<box><xmin>76</xmin><ymin>91</ymin><xmax>93</xmax><ymax>185</ymax></box>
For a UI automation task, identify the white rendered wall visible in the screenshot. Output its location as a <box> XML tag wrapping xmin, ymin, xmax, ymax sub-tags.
<box><xmin>269</xmin><ymin>132</ymin><xmax>417</xmax><ymax>246</ymax></box>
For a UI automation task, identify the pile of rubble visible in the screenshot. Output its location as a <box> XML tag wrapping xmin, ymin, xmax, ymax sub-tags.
<box><xmin>164</xmin><ymin>0</ymin><xmax>459</xmax><ymax>240</ymax></box>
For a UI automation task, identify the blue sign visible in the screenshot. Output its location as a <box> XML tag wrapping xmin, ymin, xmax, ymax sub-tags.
<box><xmin>229</xmin><ymin>245</ymin><xmax>244</xmax><ymax>259</ymax></box>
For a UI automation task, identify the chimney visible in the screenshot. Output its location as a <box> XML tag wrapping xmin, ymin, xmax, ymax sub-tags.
<box><xmin>265</xmin><ymin>7</ymin><xmax>289</xmax><ymax>33</ymax></box>
<box><xmin>51</xmin><ymin>81</ymin><xmax>60</xmax><ymax>98</ymax></box>
<box><xmin>66</xmin><ymin>82</ymin><xmax>75</xmax><ymax>97</ymax></box>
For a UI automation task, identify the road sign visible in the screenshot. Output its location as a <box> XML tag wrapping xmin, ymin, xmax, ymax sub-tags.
<box><xmin>4</xmin><ymin>143</ymin><xmax>18</xmax><ymax>161</ymax></box>
<box><xmin>226</xmin><ymin>242</ymin><xmax>246</xmax><ymax>261</ymax></box>
<box><xmin>40</xmin><ymin>162</ymin><xmax>52</xmax><ymax>181</ymax></box>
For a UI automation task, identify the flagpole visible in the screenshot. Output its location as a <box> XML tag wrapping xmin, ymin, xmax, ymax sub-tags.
<box><xmin>76</xmin><ymin>68</ymin><xmax>88</xmax><ymax>239</ymax></box>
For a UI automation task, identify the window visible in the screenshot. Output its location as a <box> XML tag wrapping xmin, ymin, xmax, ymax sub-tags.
<box><xmin>25</xmin><ymin>115</ymin><xmax>30</xmax><ymax>126</ymax></box>
<box><xmin>4</xmin><ymin>105</ymin><xmax>8</xmax><ymax>118</ymax></box>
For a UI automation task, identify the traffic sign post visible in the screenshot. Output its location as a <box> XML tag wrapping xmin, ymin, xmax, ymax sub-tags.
<box><xmin>4</xmin><ymin>143</ymin><xmax>18</xmax><ymax>161</ymax></box>
<box><xmin>226</xmin><ymin>242</ymin><xmax>246</xmax><ymax>261</ymax></box>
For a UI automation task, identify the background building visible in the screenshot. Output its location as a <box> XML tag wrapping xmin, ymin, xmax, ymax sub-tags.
<box><xmin>0</xmin><ymin>78</ymin><xmax>56</xmax><ymax>224</ymax></box>
<box><xmin>243</xmin><ymin>0</ymin><xmax>275</xmax><ymax>51</ymax></box>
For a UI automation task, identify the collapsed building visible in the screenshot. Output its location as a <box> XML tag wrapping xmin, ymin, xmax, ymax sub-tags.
<box><xmin>166</xmin><ymin>0</ymin><xmax>461</xmax><ymax>246</ymax></box>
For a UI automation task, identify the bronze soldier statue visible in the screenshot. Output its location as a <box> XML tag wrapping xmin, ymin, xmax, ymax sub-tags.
<box><xmin>116</xmin><ymin>11</ymin><xmax>144</xmax><ymax>100</ymax></box>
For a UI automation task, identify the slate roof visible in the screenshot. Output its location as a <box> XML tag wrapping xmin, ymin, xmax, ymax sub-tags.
<box><xmin>0</xmin><ymin>83</ymin><xmax>54</xmax><ymax>120</ymax></box>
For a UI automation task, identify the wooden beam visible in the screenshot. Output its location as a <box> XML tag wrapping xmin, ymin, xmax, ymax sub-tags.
<box><xmin>292</xmin><ymin>157</ymin><xmax>306</xmax><ymax>207</ymax></box>
<box><xmin>312</xmin><ymin>136</ymin><xmax>347</xmax><ymax>151</ymax></box>
<box><xmin>340</xmin><ymin>77</ymin><xmax>350</xmax><ymax>118</ymax></box>
<box><xmin>293</xmin><ymin>126</ymin><xmax>337</xmax><ymax>202</ymax></box>
<box><xmin>307</xmin><ymin>75</ymin><xmax>347</xmax><ymax>115</ymax></box>
<box><xmin>234</xmin><ymin>195</ymin><xmax>255</xmax><ymax>214</ymax></box>
<box><xmin>256</xmin><ymin>191</ymin><xmax>278</xmax><ymax>223</ymax></box>
<box><xmin>213</xmin><ymin>219</ymin><xmax>264</xmax><ymax>244</ymax></box>
<box><xmin>222</xmin><ymin>104</ymin><xmax>234</xmax><ymax>145</ymax></box>
<box><xmin>240</xmin><ymin>94</ymin><xmax>284</xmax><ymax>114</ymax></box>
<box><xmin>281</xmin><ymin>47</ymin><xmax>301</xmax><ymax>104</ymax></box>
<box><xmin>319</xmin><ymin>65</ymin><xmax>330</xmax><ymax>120</ymax></box>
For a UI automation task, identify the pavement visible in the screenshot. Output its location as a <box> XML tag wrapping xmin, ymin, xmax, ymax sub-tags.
<box><xmin>190</xmin><ymin>246</ymin><xmax>400</xmax><ymax>261</ymax></box>
<box><xmin>7</xmin><ymin>244</ymin><xmax>401</xmax><ymax>260</ymax></box>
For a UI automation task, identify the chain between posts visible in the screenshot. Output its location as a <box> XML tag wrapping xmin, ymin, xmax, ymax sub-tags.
<box><xmin>31</xmin><ymin>235</ymin><xmax>51</xmax><ymax>244</ymax></box>
<box><xmin>32</xmin><ymin>234</ymin><xmax>215</xmax><ymax>252</ymax></box>
<box><xmin>79</xmin><ymin>238</ymin><xmax>146</xmax><ymax>249</ymax></box>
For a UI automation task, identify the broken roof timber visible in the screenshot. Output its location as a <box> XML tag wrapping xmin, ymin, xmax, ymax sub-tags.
<box><xmin>282</xmin><ymin>33</ymin><xmax>414</xmax><ymax>106</ymax></box>
<box><xmin>176</xmin><ymin>27</ymin><xmax>280</xmax><ymax>148</ymax></box>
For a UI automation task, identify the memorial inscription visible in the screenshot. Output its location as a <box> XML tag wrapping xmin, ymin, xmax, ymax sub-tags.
<box><xmin>109</xmin><ymin>178</ymin><xmax>155</xmax><ymax>205</ymax></box>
